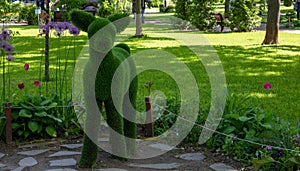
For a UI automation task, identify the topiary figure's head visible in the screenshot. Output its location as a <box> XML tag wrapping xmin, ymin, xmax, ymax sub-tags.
<box><xmin>69</xmin><ymin>9</ymin><xmax>130</xmax><ymax>53</ymax></box>
<box><xmin>69</xmin><ymin>9</ymin><xmax>114</xmax><ymax>53</ymax></box>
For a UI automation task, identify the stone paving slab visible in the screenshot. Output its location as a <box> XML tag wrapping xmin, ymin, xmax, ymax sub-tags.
<box><xmin>49</xmin><ymin>158</ymin><xmax>77</xmax><ymax>167</ymax></box>
<box><xmin>96</xmin><ymin>169</ymin><xmax>128</xmax><ymax>171</ymax></box>
<box><xmin>48</xmin><ymin>151</ymin><xmax>81</xmax><ymax>157</ymax></box>
<box><xmin>177</xmin><ymin>152</ymin><xmax>206</xmax><ymax>161</ymax></box>
<box><xmin>11</xmin><ymin>166</ymin><xmax>25</xmax><ymax>171</ymax></box>
<box><xmin>0</xmin><ymin>163</ymin><xmax>6</xmax><ymax>168</ymax></box>
<box><xmin>129</xmin><ymin>163</ymin><xmax>180</xmax><ymax>170</ymax></box>
<box><xmin>0</xmin><ymin>152</ymin><xmax>4</xmax><ymax>159</ymax></box>
<box><xmin>17</xmin><ymin>149</ymin><xmax>50</xmax><ymax>156</ymax></box>
<box><xmin>18</xmin><ymin>157</ymin><xmax>38</xmax><ymax>167</ymax></box>
<box><xmin>18</xmin><ymin>141</ymin><xmax>58</xmax><ymax>148</ymax></box>
<box><xmin>148</xmin><ymin>143</ymin><xmax>178</xmax><ymax>151</ymax></box>
<box><xmin>45</xmin><ymin>169</ymin><xmax>78</xmax><ymax>171</ymax></box>
<box><xmin>60</xmin><ymin>144</ymin><xmax>83</xmax><ymax>149</ymax></box>
<box><xmin>210</xmin><ymin>163</ymin><xmax>237</xmax><ymax>171</ymax></box>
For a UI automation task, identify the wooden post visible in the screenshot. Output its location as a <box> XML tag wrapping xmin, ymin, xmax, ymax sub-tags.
<box><xmin>5</xmin><ymin>102</ymin><xmax>12</xmax><ymax>144</ymax></box>
<box><xmin>288</xmin><ymin>16</ymin><xmax>291</xmax><ymax>28</ymax></box>
<box><xmin>145</xmin><ymin>96</ymin><xmax>154</xmax><ymax>137</ymax></box>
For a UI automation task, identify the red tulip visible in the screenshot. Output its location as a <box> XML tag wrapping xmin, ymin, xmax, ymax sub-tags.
<box><xmin>24</xmin><ymin>63</ymin><xmax>29</xmax><ymax>70</ymax></box>
<box><xmin>18</xmin><ymin>83</ymin><xmax>25</xmax><ymax>89</ymax></box>
<box><xmin>34</xmin><ymin>80</ymin><xmax>40</xmax><ymax>87</ymax></box>
<box><xmin>263</xmin><ymin>82</ymin><xmax>272</xmax><ymax>90</ymax></box>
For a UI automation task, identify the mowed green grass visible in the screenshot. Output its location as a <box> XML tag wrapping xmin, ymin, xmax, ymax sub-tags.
<box><xmin>1</xmin><ymin>13</ymin><xmax>300</xmax><ymax>127</ymax></box>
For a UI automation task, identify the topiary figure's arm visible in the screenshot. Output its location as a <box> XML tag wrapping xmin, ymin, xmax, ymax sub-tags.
<box><xmin>69</xmin><ymin>9</ymin><xmax>96</xmax><ymax>32</ymax></box>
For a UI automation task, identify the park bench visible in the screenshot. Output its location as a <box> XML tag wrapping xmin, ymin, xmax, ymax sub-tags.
<box><xmin>211</xmin><ymin>13</ymin><xmax>227</xmax><ymax>32</ymax></box>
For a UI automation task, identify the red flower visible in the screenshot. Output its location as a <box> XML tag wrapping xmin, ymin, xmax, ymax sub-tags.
<box><xmin>24</xmin><ymin>63</ymin><xmax>29</xmax><ymax>70</ymax></box>
<box><xmin>263</xmin><ymin>82</ymin><xmax>272</xmax><ymax>90</ymax></box>
<box><xmin>18</xmin><ymin>83</ymin><xmax>25</xmax><ymax>89</ymax></box>
<box><xmin>34</xmin><ymin>80</ymin><xmax>40</xmax><ymax>87</ymax></box>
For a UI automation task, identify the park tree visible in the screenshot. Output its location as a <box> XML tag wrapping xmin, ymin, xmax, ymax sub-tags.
<box><xmin>228</xmin><ymin>0</ymin><xmax>261</xmax><ymax>32</ymax></box>
<box><xmin>135</xmin><ymin>0</ymin><xmax>143</xmax><ymax>36</ymax></box>
<box><xmin>188</xmin><ymin>0</ymin><xmax>217</xmax><ymax>30</ymax></box>
<box><xmin>225</xmin><ymin>0</ymin><xmax>230</xmax><ymax>14</ymax></box>
<box><xmin>262</xmin><ymin>0</ymin><xmax>280</xmax><ymax>44</ymax></box>
<box><xmin>174</xmin><ymin>0</ymin><xmax>190</xmax><ymax>20</ymax></box>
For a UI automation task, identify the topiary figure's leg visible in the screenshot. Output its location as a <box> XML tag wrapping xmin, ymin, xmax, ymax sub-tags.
<box><xmin>123</xmin><ymin>76</ymin><xmax>138</xmax><ymax>156</ymax></box>
<box><xmin>79</xmin><ymin>133</ymin><xmax>98</xmax><ymax>168</ymax></box>
<box><xmin>79</xmin><ymin>64</ymin><xmax>101</xmax><ymax>168</ymax></box>
<box><xmin>104</xmin><ymin>98</ymin><xmax>127</xmax><ymax>159</ymax></box>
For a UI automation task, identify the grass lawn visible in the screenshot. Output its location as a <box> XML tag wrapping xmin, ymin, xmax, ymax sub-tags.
<box><xmin>1</xmin><ymin>12</ymin><xmax>300</xmax><ymax>128</ymax></box>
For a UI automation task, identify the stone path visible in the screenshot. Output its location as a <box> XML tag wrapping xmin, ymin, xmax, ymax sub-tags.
<box><xmin>0</xmin><ymin>140</ymin><xmax>240</xmax><ymax>171</ymax></box>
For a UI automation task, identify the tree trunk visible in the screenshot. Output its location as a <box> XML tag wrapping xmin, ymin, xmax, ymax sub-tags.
<box><xmin>225</xmin><ymin>0</ymin><xmax>230</xmax><ymax>14</ymax></box>
<box><xmin>135</xmin><ymin>0</ymin><xmax>143</xmax><ymax>37</ymax></box>
<box><xmin>262</xmin><ymin>0</ymin><xmax>280</xmax><ymax>44</ymax></box>
<box><xmin>44</xmin><ymin>0</ymin><xmax>50</xmax><ymax>81</ymax></box>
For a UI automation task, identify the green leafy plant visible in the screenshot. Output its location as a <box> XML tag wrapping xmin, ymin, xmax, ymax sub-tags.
<box><xmin>19</xmin><ymin>4</ymin><xmax>38</xmax><ymax>25</ymax></box>
<box><xmin>98</xmin><ymin>1</ymin><xmax>115</xmax><ymax>18</ymax></box>
<box><xmin>284</xmin><ymin>0</ymin><xmax>293</xmax><ymax>7</ymax></box>
<box><xmin>228</xmin><ymin>0</ymin><xmax>261</xmax><ymax>32</ymax></box>
<box><xmin>11</xmin><ymin>93</ymin><xmax>81</xmax><ymax>139</ymax></box>
<box><xmin>187</xmin><ymin>0</ymin><xmax>217</xmax><ymax>31</ymax></box>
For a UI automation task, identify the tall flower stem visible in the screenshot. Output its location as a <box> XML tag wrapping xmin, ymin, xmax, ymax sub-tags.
<box><xmin>56</xmin><ymin>37</ymin><xmax>61</xmax><ymax>97</ymax></box>
<box><xmin>7</xmin><ymin>61</ymin><xmax>10</xmax><ymax>101</ymax></box>
<box><xmin>62</xmin><ymin>35</ymin><xmax>71</xmax><ymax>100</ymax></box>
<box><xmin>39</xmin><ymin>52</ymin><xmax>43</xmax><ymax>96</ymax></box>
<box><xmin>1</xmin><ymin>51</ymin><xmax>5</xmax><ymax>101</ymax></box>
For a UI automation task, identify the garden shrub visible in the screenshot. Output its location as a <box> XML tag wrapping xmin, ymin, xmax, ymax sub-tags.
<box><xmin>7</xmin><ymin>94</ymin><xmax>81</xmax><ymax>140</ymax></box>
<box><xmin>284</xmin><ymin>0</ymin><xmax>293</xmax><ymax>7</ymax></box>
<box><xmin>228</xmin><ymin>0</ymin><xmax>261</xmax><ymax>32</ymax></box>
<box><xmin>55</xmin><ymin>0</ymin><xmax>86</xmax><ymax>12</ymax></box>
<box><xmin>19</xmin><ymin>4</ymin><xmax>38</xmax><ymax>25</ymax></box>
<box><xmin>174</xmin><ymin>0</ymin><xmax>190</xmax><ymax>21</ymax></box>
<box><xmin>154</xmin><ymin>91</ymin><xmax>300</xmax><ymax>170</ymax></box>
<box><xmin>161</xmin><ymin>5</ymin><xmax>175</xmax><ymax>13</ymax></box>
<box><xmin>174</xmin><ymin>0</ymin><xmax>217</xmax><ymax>31</ymax></box>
<box><xmin>152</xmin><ymin>0</ymin><xmax>163</xmax><ymax>7</ymax></box>
<box><xmin>98</xmin><ymin>1</ymin><xmax>115</xmax><ymax>18</ymax></box>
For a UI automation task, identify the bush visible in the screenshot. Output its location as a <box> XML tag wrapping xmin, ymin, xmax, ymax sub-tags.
<box><xmin>153</xmin><ymin>90</ymin><xmax>300</xmax><ymax>170</ymax></box>
<box><xmin>152</xmin><ymin>0</ymin><xmax>163</xmax><ymax>7</ymax></box>
<box><xmin>284</xmin><ymin>0</ymin><xmax>293</xmax><ymax>7</ymax></box>
<box><xmin>174</xmin><ymin>0</ymin><xmax>191</xmax><ymax>21</ymax></box>
<box><xmin>19</xmin><ymin>4</ymin><xmax>38</xmax><ymax>25</ymax></box>
<box><xmin>228</xmin><ymin>0</ymin><xmax>261</xmax><ymax>32</ymax></box>
<box><xmin>187</xmin><ymin>0</ymin><xmax>217</xmax><ymax>31</ymax></box>
<box><xmin>174</xmin><ymin>0</ymin><xmax>217</xmax><ymax>31</ymax></box>
<box><xmin>6</xmin><ymin>94</ymin><xmax>81</xmax><ymax>140</ymax></box>
<box><xmin>55</xmin><ymin>0</ymin><xmax>87</xmax><ymax>12</ymax></box>
<box><xmin>161</xmin><ymin>5</ymin><xmax>175</xmax><ymax>13</ymax></box>
<box><xmin>98</xmin><ymin>1</ymin><xmax>115</xmax><ymax>18</ymax></box>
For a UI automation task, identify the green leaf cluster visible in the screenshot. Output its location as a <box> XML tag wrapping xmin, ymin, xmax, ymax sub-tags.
<box><xmin>6</xmin><ymin>94</ymin><xmax>81</xmax><ymax>140</ymax></box>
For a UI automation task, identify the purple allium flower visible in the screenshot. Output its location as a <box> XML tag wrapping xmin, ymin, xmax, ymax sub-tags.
<box><xmin>1</xmin><ymin>28</ymin><xmax>10</xmax><ymax>41</ymax></box>
<box><xmin>3</xmin><ymin>43</ymin><xmax>14</xmax><ymax>52</ymax></box>
<box><xmin>68</xmin><ymin>26</ymin><xmax>80</xmax><ymax>36</ymax></box>
<box><xmin>54</xmin><ymin>22</ymin><xmax>67</xmax><ymax>33</ymax></box>
<box><xmin>54</xmin><ymin>31</ymin><xmax>64</xmax><ymax>37</ymax></box>
<box><xmin>47</xmin><ymin>22</ymin><xmax>55</xmax><ymax>29</ymax></box>
<box><xmin>6</xmin><ymin>54</ymin><xmax>14</xmax><ymax>61</ymax></box>
<box><xmin>266</xmin><ymin>145</ymin><xmax>272</xmax><ymax>151</ymax></box>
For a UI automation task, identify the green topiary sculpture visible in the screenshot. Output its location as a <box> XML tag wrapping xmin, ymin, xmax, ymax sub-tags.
<box><xmin>69</xmin><ymin>9</ymin><xmax>137</xmax><ymax>168</ymax></box>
